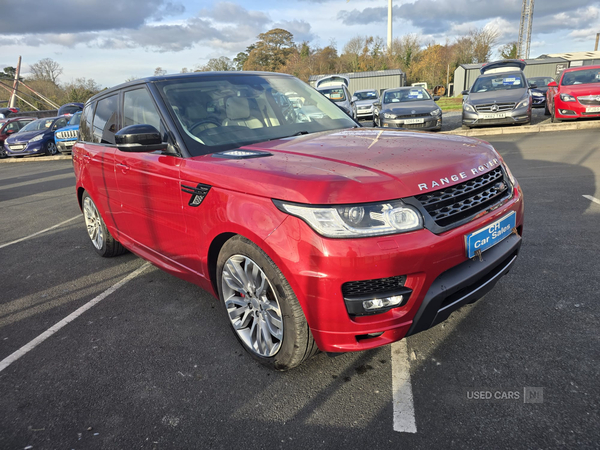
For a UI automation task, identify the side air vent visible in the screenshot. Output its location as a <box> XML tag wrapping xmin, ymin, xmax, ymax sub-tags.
<box><xmin>181</xmin><ymin>183</ymin><xmax>211</xmax><ymax>207</ymax></box>
<box><xmin>212</xmin><ymin>150</ymin><xmax>272</xmax><ymax>159</ymax></box>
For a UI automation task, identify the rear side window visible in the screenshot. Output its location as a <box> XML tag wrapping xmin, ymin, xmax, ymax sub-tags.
<box><xmin>92</xmin><ymin>94</ymin><xmax>119</xmax><ymax>144</ymax></box>
<box><xmin>79</xmin><ymin>103</ymin><xmax>95</xmax><ymax>142</ymax></box>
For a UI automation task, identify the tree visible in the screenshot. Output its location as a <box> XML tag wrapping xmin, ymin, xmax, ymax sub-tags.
<box><xmin>63</xmin><ymin>77</ymin><xmax>102</xmax><ymax>103</ymax></box>
<box><xmin>233</xmin><ymin>45</ymin><xmax>255</xmax><ymax>71</ymax></box>
<box><xmin>470</xmin><ymin>28</ymin><xmax>499</xmax><ymax>64</ymax></box>
<box><xmin>499</xmin><ymin>42</ymin><xmax>518</xmax><ymax>59</ymax></box>
<box><xmin>1</xmin><ymin>67</ymin><xmax>17</xmax><ymax>80</ymax></box>
<box><xmin>29</xmin><ymin>58</ymin><xmax>63</xmax><ymax>84</ymax></box>
<box><xmin>154</xmin><ymin>67</ymin><xmax>167</xmax><ymax>76</ymax></box>
<box><xmin>244</xmin><ymin>29</ymin><xmax>296</xmax><ymax>72</ymax></box>
<box><xmin>196</xmin><ymin>56</ymin><xmax>235</xmax><ymax>72</ymax></box>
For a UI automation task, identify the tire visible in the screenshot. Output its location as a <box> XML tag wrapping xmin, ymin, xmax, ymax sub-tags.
<box><xmin>0</xmin><ymin>146</ymin><xmax>6</xmax><ymax>159</ymax></box>
<box><xmin>82</xmin><ymin>192</ymin><xmax>127</xmax><ymax>257</ymax></box>
<box><xmin>217</xmin><ymin>235</ymin><xmax>318</xmax><ymax>371</ymax></box>
<box><xmin>544</xmin><ymin>102</ymin><xmax>550</xmax><ymax>116</ymax></box>
<box><xmin>44</xmin><ymin>141</ymin><xmax>58</xmax><ymax>156</ymax></box>
<box><xmin>551</xmin><ymin>107</ymin><xmax>561</xmax><ymax>123</ymax></box>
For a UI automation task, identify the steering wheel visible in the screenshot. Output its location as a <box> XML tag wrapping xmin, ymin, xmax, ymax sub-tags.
<box><xmin>189</xmin><ymin>119</ymin><xmax>221</xmax><ymax>134</ymax></box>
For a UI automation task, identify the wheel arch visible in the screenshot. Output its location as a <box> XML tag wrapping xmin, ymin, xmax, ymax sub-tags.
<box><xmin>207</xmin><ymin>232</ymin><xmax>237</xmax><ymax>297</ymax></box>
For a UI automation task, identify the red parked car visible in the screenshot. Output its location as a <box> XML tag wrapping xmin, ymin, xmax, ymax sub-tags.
<box><xmin>73</xmin><ymin>72</ymin><xmax>524</xmax><ymax>370</ymax></box>
<box><xmin>546</xmin><ymin>65</ymin><xmax>600</xmax><ymax>122</ymax></box>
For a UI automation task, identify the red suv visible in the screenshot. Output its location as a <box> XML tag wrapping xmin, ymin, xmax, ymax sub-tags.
<box><xmin>546</xmin><ymin>65</ymin><xmax>600</xmax><ymax>122</ymax></box>
<box><xmin>73</xmin><ymin>72</ymin><xmax>524</xmax><ymax>370</ymax></box>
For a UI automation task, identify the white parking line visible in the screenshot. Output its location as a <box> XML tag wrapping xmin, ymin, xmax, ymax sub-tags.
<box><xmin>391</xmin><ymin>339</ymin><xmax>417</xmax><ymax>433</ymax></box>
<box><xmin>583</xmin><ymin>195</ymin><xmax>600</xmax><ymax>206</ymax></box>
<box><xmin>0</xmin><ymin>215</ymin><xmax>81</xmax><ymax>250</ymax></box>
<box><xmin>0</xmin><ymin>263</ymin><xmax>150</xmax><ymax>373</ymax></box>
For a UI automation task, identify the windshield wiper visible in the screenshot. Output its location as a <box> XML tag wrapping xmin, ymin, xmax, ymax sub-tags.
<box><xmin>269</xmin><ymin>131</ymin><xmax>310</xmax><ymax>141</ymax></box>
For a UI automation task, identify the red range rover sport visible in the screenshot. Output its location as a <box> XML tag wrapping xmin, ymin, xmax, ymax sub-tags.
<box><xmin>73</xmin><ymin>72</ymin><xmax>524</xmax><ymax>370</ymax></box>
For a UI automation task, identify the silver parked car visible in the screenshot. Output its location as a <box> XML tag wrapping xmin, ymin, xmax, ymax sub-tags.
<box><xmin>353</xmin><ymin>89</ymin><xmax>379</xmax><ymax>119</ymax></box>
<box><xmin>372</xmin><ymin>87</ymin><xmax>442</xmax><ymax>130</ymax></box>
<box><xmin>315</xmin><ymin>75</ymin><xmax>357</xmax><ymax>120</ymax></box>
<box><xmin>462</xmin><ymin>60</ymin><xmax>535</xmax><ymax>129</ymax></box>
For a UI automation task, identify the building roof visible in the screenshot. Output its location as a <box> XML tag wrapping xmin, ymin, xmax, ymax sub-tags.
<box><xmin>538</xmin><ymin>51</ymin><xmax>600</xmax><ymax>61</ymax></box>
<box><xmin>458</xmin><ymin>57</ymin><xmax>568</xmax><ymax>71</ymax></box>
<box><xmin>308</xmin><ymin>69</ymin><xmax>404</xmax><ymax>81</ymax></box>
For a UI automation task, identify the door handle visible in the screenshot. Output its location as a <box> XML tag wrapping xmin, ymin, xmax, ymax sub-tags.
<box><xmin>116</xmin><ymin>163</ymin><xmax>130</xmax><ymax>174</ymax></box>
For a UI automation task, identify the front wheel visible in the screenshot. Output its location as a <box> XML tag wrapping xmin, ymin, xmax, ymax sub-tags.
<box><xmin>217</xmin><ymin>235</ymin><xmax>318</xmax><ymax>370</ymax></box>
<box><xmin>544</xmin><ymin>102</ymin><xmax>550</xmax><ymax>116</ymax></box>
<box><xmin>82</xmin><ymin>192</ymin><xmax>127</xmax><ymax>257</ymax></box>
<box><xmin>44</xmin><ymin>141</ymin><xmax>57</xmax><ymax>156</ymax></box>
<box><xmin>551</xmin><ymin>107</ymin><xmax>561</xmax><ymax>123</ymax></box>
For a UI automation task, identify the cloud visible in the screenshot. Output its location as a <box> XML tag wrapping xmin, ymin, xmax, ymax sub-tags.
<box><xmin>0</xmin><ymin>0</ymin><xmax>185</xmax><ymax>34</ymax></box>
<box><xmin>200</xmin><ymin>2</ymin><xmax>271</xmax><ymax>27</ymax></box>
<box><xmin>273</xmin><ymin>20</ymin><xmax>315</xmax><ymax>43</ymax></box>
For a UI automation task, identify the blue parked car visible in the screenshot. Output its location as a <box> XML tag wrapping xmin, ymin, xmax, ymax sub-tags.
<box><xmin>4</xmin><ymin>116</ymin><xmax>68</xmax><ymax>157</ymax></box>
<box><xmin>54</xmin><ymin>111</ymin><xmax>81</xmax><ymax>154</ymax></box>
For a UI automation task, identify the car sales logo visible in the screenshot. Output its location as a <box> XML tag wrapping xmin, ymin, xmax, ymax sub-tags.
<box><xmin>417</xmin><ymin>158</ymin><xmax>500</xmax><ymax>191</ymax></box>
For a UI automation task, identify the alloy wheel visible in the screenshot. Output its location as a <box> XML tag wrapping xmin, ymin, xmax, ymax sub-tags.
<box><xmin>83</xmin><ymin>197</ymin><xmax>104</xmax><ymax>250</ymax></box>
<box><xmin>221</xmin><ymin>255</ymin><xmax>283</xmax><ymax>357</ymax></box>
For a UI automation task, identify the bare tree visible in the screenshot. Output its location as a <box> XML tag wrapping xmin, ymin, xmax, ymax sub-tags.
<box><xmin>470</xmin><ymin>27</ymin><xmax>500</xmax><ymax>64</ymax></box>
<box><xmin>196</xmin><ymin>56</ymin><xmax>236</xmax><ymax>72</ymax></box>
<box><xmin>29</xmin><ymin>58</ymin><xmax>63</xmax><ymax>84</ymax></box>
<box><xmin>154</xmin><ymin>67</ymin><xmax>167</xmax><ymax>76</ymax></box>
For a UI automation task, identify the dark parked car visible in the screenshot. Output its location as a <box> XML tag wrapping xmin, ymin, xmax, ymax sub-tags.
<box><xmin>462</xmin><ymin>60</ymin><xmax>534</xmax><ymax>128</ymax></box>
<box><xmin>4</xmin><ymin>116</ymin><xmax>68</xmax><ymax>157</ymax></box>
<box><xmin>372</xmin><ymin>86</ymin><xmax>442</xmax><ymax>130</ymax></box>
<box><xmin>0</xmin><ymin>117</ymin><xmax>35</xmax><ymax>158</ymax></box>
<box><xmin>527</xmin><ymin>76</ymin><xmax>554</xmax><ymax>109</ymax></box>
<box><xmin>72</xmin><ymin>71</ymin><xmax>523</xmax><ymax>370</ymax></box>
<box><xmin>57</xmin><ymin>102</ymin><xmax>84</xmax><ymax>117</ymax></box>
<box><xmin>353</xmin><ymin>89</ymin><xmax>379</xmax><ymax>119</ymax></box>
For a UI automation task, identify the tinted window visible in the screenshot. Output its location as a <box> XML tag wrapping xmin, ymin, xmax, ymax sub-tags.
<box><xmin>92</xmin><ymin>95</ymin><xmax>119</xmax><ymax>144</ymax></box>
<box><xmin>21</xmin><ymin>119</ymin><xmax>55</xmax><ymax>132</ymax></box>
<box><xmin>384</xmin><ymin>88</ymin><xmax>431</xmax><ymax>103</ymax></box>
<box><xmin>53</xmin><ymin>118</ymin><xmax>68</xmax><ymax>130</ymax></box>
<box><xmin>471</xmin><ymin>74</ymin><xmax>525</xmax><ymax>92</ymax></box>
<box><xmin>79</xmin><ymin>103</ymin><xmax>95</xmax><ymax>142</ymax></box>
<box><xmin>354</xmin><ymin>91</ymin><xmax>378</xmax><ymax>100</ymax></box>
<box><xmin>123</xmin><ymin>88</ymin><xmax>161</xmax><ymax>131</ymax></box>
<box><xmin>68</xmin><ymin>112</ymin><xmax>82</xmax><ymax>126</ymax></box>
<box><xmin>561</xmin><ymin>68</ymin><xmax>600</xmax><ymax>86</ymax></box>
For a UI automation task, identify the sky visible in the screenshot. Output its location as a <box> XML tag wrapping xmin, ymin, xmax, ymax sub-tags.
<box><xmin>1</xmin><ymin>0</ymin><xmax>599</xmax><ymax>89</ymax></box>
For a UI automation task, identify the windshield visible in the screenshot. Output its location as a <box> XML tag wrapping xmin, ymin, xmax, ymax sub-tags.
<box><xmin>157</xmin><ymin>74</ymin><xmax>356</xmax><ymax>156</ymax></box>
<box><xmin>561</xmin><ymin>68</ymin><xmax>600</xmax><ymax>86</ymax></box>
<box><xmin>355</xmin><ymin>91</ymin><xmax>378</xmax><ymax>100</ymax></box>
<box><xmin>68</xmin><ymin>112</ymin><xmax>82</xmax><ymax>126</ymax></box>
<box><xmin>471</xmin><ymin>74</ymin><xmax>525</xmax><ymax>92</ymax></box>
<box><xmin>21</xmin><ymin>118</ymin><xmax>54</xmax><ymax>132</ymax></box>
<box><xmin>528</xmin><ymin>77</ymin><xmax>554</xmax><ymax>87</ymax></box>
<box><xmin>384</xmin><ymin>88</ymin><xmax>431</xmax><ymax>104</ymax></box>
<box><xmin>318</xmin><ymin>87</ymin><xmax>346</xmax><ymax>103</ymax></box>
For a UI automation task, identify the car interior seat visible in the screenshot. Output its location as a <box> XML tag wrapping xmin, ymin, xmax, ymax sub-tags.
<box><xmin>222</xmin><ymin>97</ymin><xmax>264</xmax><ymax>129</ymax></box>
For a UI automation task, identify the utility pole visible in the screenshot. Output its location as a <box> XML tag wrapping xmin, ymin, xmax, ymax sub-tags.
<box><xmin>517</xmin><ymin>0</ymin><xmax>535</xmax><ymax>59</ymax></box>
<box><xmin>9</xmin><ymin>56</ymin><xmax>21</xmax><ymax>109</ymax></box>
<box><xmin>595</xmin><ymin>33</ymin><xmax>599</xmax><ymax>51</ymax></box>
<box><xmin>387</xmin><ymin>0</ymin><xmax>392</xmax><ymax>51</ymax></box>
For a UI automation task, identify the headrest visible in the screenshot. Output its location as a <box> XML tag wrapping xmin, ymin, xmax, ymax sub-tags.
<box><xmin>226</xmin><ymin>97</ymin><xmax>250</xmax><ymax>120</ymax></box>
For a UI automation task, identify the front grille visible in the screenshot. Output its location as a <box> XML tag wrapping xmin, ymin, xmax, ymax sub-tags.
<box><xmin>56</xmin><ymin>130</ymin><xmax>78</xmax><ymax>139</ymax></box>
<box><xmin>415</xmin><ymin>167</ymin><xmax>511</xmax><ymax>228</ymax></box>
<box><xmin>395</xmin><ymin>112</ymin><xmax>432</xmax><ymax>119</ymax></box>
<box><xmin>400</xmin><ymin>121</ymin><xmax>436</xmax><ymax>129</ymax></box>
<box><xmin>578</xmin><ymin>96</ymin><xmax>600</xmax><ymax>106</ymax></box>
<box><xmin>475</xmin><ymin>103</ymin><xmax>516</xmax><ymax>112</ymax></box>
<box><xmin>342</xmin><ymin>275</ymin><xmax>407</xmax><ymax>298</ymax></box>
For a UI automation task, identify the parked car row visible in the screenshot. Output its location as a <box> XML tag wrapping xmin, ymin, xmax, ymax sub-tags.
<box><xmin>461</xmin><ymin>59</ymin><xmax>600</xmax><ymax>129</ymax></box>
<box><xmin>0</xmin><ymin>103</ymin><xmax>83</xmax><ymax>158</ymax></box>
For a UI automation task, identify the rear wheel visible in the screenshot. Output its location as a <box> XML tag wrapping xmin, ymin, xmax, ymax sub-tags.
<box><xmin>217</xmin><ymin>235</ymin><xmax>318</xmax><ymax>370</ymax></box>
<box><xmin>82</xmin><ymin>192</ymin><xmax>127</xmax><ymax>257</ymax></box>
<box><xmin>544</xmin><ymin>102</ymin><xmax>550</xmax><ymax>116</ymax></box>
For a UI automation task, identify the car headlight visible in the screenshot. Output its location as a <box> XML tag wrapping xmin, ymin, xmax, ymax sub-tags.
<box><xmin>532</xmin><ymin>91</ymin><xmax>544</xmax><ymax>97</ymax></box>
<box><xmin>503</xmin><ymin>162</ymin><xmax>518</xmax><ymax>188</ymax></box>
<box><xmin>463</xmin><ymin>102</ymin><xmax>476</xmax><ymax>113</ymax></box>
<box><xmin>273</xmin><ymin>199</ymin><xmax>423</xmax><ymax>238</ymax></box>
<box><xmin>516</xmin><ymin>98</ymin><xmax>529</xmax><ymax>109</ymax></box>
<box><xmin>383</xmin><ymin>113</ymin><xmax>396</xmax><ymax>119</ymax></box>
<box><xmin>430</xmin><ymin>108</ymin><xmax>441</xmax><ymax>116</ymax></box>
<box><xmin>560</xmin><ymin>93</ymin><xmax>576</xmax><ymax>102</ymax></box>
<box><xmin>30</xmin><ymin>134</ymin><xmax>44</xmax><ymax>142</ymax></box>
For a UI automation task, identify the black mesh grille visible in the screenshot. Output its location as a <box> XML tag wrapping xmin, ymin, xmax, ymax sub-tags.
<box><xmin>342</xmin><ymin>275</ymin><xmax>407</xmax><ymax>298</ymax></box>
<box><xmin>415</xmin><ymin>167</ymin><xmax>510</xmax><ymax>228</ymax></box>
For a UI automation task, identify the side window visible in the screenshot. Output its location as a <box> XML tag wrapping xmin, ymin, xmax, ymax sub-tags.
<box><xmin>53</xmin><ymin>118</ymin><xmax>67</xmax><ymax>130</ymax></box>
<box><xmin>5</xmin><ymin>122</ymin><xmax>18</xmax><ymax>132</ymax></box>
<box><xmin>79</xmin><ymin>103</ymin><xmax>95</xmax><ymax>142</ymax></box>
<box><xmin>92</xmin><ymin>94</ymin><xmax>119</xmax><ymax>144</ymax></box>
<box><xmin>123</xmin><ymin>88</ymin><xmax>161</xmax><ymax>132</ymax></box>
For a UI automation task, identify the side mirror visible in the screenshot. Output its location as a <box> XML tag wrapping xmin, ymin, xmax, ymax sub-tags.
<box><xmin>461</xmin><ymin>90</ymin><xmax>470</xmax><ymax>96</ymax></box>
<box><xmin>433</xmin><ymin>96</ymin><xmax>440</xmax><ymax>101</ymax></box>
<box><xmin>548</xmin><ymin>81</ymin><xmax>558</xmax><ymax>87</ymax></box>
<box><xmin>115</xmin><ymin>124</ymin><xmax>168</xmax><ymax>153</ymax></box>
<box><xmin>351</xmin><ymin>96</ymin><xmax>358</xmax><ymax>103</ymax></box>
<box><xmin>529</xmin><ymin>83</ymin><xmax>537</xmax><ymax>89</ymax></box>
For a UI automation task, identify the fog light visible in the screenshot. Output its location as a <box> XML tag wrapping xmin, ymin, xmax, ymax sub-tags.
<box><xmin>363</xmin><ymin>295</ymin><xmax>404</xmax><ymax>311</ymax></box>
<box><xmin>559</xmin><ymin>110</ymin><xmax>575</xmax><ymax>115</ymax></box>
